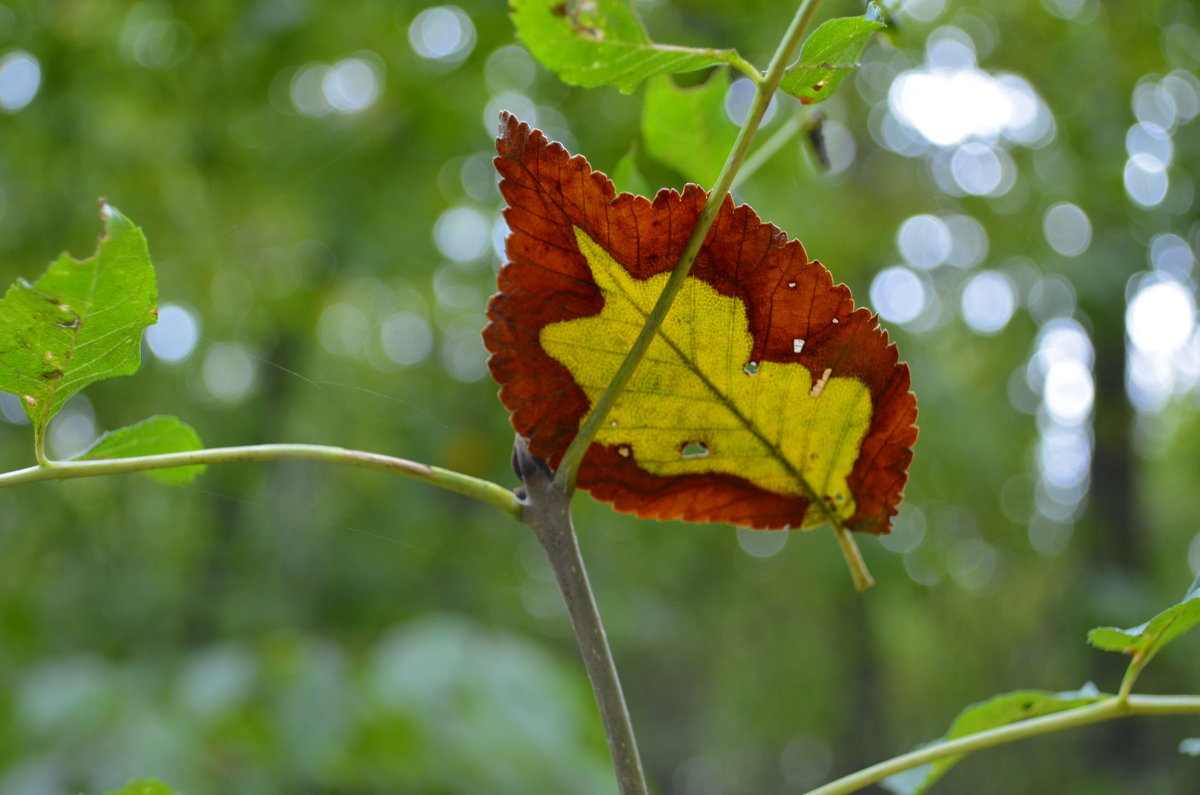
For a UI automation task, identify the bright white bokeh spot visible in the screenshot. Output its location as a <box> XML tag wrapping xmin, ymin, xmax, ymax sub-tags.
<box><xmin>409</xmin><ymin>6</ymin><xmax>476</xmax><ymax>64</ymax></box>
<box><xmin>724</xmin><ymin>77</ymin><xmax>777</xmax><ymax>126</ymax></box>
<box><xmin>1042</xmin><ymin>202</ymin><xmax>1091</xmax><ymax>256</ymax></box>
<box><xmin>433</xmin><ymin>206</ymin><xmax>491</xmax><ymax>262</ymax></box>
<box><xmin>1125</xmin><ymin>122</ymin><xmax>1173</xmax><ymax>169</ymax></box>
<box><xmin>0</xmin><ymin>50</ymin><xmax>40</xmax><ymax>112</ymax></box>
<box><xmin>381</xmin><ymin>311</ymin><xmax>434</xmax><ymax>365</ymax></box>
<box><xmin>1149</xmin><ymin>234</ymin><xmax>1194</xmax><ymax>279</ymax></box>
<box><xmin>1132</xmin><ymin>79</ymin><xmax>1177</xmax><ymax>130</ymax></box>
<box><xmin>321</xmin><ymin>57</ymin><xmax>382</xmax><ymax>114</ymax></box>
<box><xmin>203</xmin><ymin>344</ymin><xmax>258</xmax><ymax>402</ymax></box>
<box><xmin>870</xmin><ymin>266</ymin><xmax>927</xmax><ymax>324</ymax></box>
<box><xmin>1031</xmin><ymin>318</ymin><xmax>1094</xmax><ymax>374</ymax></box>
<box><xmin>944</xmin><ymin>214</ymin><xmax>989</xmax><ymax>267</ymax></box>
<box><xmin>961</xmin><ymin>270</ymin><xmax>1015</xmax><ymax>334</ymax></box>
<box><xmin>318</xmin><ymin>303</ymin><xmax>368</xmax><ymax>357</ymax></box>
<box><xmin>1162</xmin><ymin>70</ymin><xmax>1200</xmax><ymax>123</ymax></box>
<box><xmin>1042</xmin><ymin>359</ymin><xmax>1093</xmax><ymax>425</ymax></box>
<box><xmin>146</xmin><ymin>303</ymin><xmax>200</xmax><ymax>363</ymax></box>
<box><xmin>1126</xmin><ymin>279</ymin><xmax>1195</xmax><ymax>354</ymax></box>
<box><xmin>950</xmin><ymin>142</ymin><xmax>1004</xmax><ymax>195</ymax></box>
<box><xmin>897</xmin><ymin>214</ymin><xmax>952</xmax><ymax>269</ymax></box>
<box><xmin>888</xmin><ymin>35</ymin><xmax>1053</xmax><ymax>151</ymax></box>
<box><xmin>736</xmin><ymin>526</ymin><xmax>788</xmax><ymax>558</ymax></box>
<box><xmin>820</xmin><ymin>118</ymin><xmax>857</xmax><ymax>174</ymax></box>
<box><xmin>1124</xmin><ymin>154</ymin><xmax>1169</xmax><ymax>208</ymax></box>
<box><xmin>47</xmin><ymin>397</ymin><xmax>97</xmax><ymax>460</ymax></box>
<box><xmin>1038</xmin><ymin>424</ymin><xmax>1092</xmax><ymax>488</ymax></box>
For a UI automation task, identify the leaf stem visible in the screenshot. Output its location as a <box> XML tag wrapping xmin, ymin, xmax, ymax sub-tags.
<box><xmin>0</xmin><ymin>445</ymin><xmax>522</xmax><ymax>519</ymax></box>
<box><xmin>803</xmin><ymin>694</ymin><xmax>1200</xmax><ymax>795</ymax></box>
<box><xmin>731</xmin><ymin>110</ymin><xmax>807</xmax><ymax>191</ymax></box>
<box><xmin>553</xmin><ymin>0</ymin><xmax>825</xmax><ymax>494</ymax></box>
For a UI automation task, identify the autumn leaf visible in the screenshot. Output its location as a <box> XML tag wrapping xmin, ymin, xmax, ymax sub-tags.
<box><xmin>484</xmin><ymin>113</ymin><xmax>917</xmax><ymax>534</ymax></box>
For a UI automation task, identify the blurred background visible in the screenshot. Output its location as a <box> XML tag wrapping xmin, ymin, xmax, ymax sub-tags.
<box><xmin>0</xmin><ymin>0</ymin><xmax>1198</xmax><ymax>792</ymax></box>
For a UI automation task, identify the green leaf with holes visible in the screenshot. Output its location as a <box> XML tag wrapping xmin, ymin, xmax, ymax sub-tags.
<box><xmin>778</xmin><ymin>12</ymin><xmax>884</xmax><ymax>104</ymax></box>
<box><xmin>880</xmin><ymin>686</ymin><xmax>1106</xmax><ymax>794</ymax></box>
<box><xmin>642</xmin><ymin>70</ymin><xmax>738</xmax><ymax>186</ymax></box>
<box><xmin>74</xmin><ymin>415</ymin><xmax>206</xmax><ymax>484</ymax></box>
<box><xmin>510</xmin><ymin>0</ymin><xmax>748</xmax><ymax>93</ymax></box>
<box><xmin>0</xmin><ymin>204</ymin><xmax>157</xmax><ymax>446</ymax></box>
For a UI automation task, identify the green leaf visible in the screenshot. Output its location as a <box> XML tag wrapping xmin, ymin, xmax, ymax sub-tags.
<box><xmin>74</xmin><ymin>415</ymin><xmax>206</xmax><ymax>484</ymax></box>
<box><xmin>102</xmin><ymin>780</ymin><xmax>176</xmax><ymax>795</ymax></box>
<box><xmin>1087</xmin><ymin>581</ymin><xmax>1200</xmax><ymax>666</ymax></box>
<box><xmin>642</xmin><ymin>70</ymin><xmax>737</xmax><ymax>186</ymax></box>
<box><xmin>510</xmin><ymin>0</ymin><xmax>749</xmax><ymax>93</ymax></box>
<box><xmin>777</xmin><ymin>13</ymin><xmax>885</xmax><ymax>104</ymax></box>
<box><xmin>0</xmin><ymin>203</ymin><xmax>156</xmax><ymax>444</ymax></box>
<box><xmin>881</xmin><ymin>686</ymin><xmax>1105</xmax><ymax>794</ymax></box>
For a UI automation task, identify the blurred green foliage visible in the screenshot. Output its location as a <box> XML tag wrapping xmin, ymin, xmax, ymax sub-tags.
<box><xmin>0</xmin><ymin>1</ymin><xmax>1198</xmax><ymax>793</ymax></box>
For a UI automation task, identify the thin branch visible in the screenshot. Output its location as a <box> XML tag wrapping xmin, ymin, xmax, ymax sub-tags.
<box><xmin>514</xmin><ymin>438</ymin><xmax>647</xmax><ymax>795</ymax></box>
<box><xmin>0</xmin><ymin>445</ymin><xmax>522</xmax><ymax>519</ymax></box>
<box><xmin>804</xmin><ymin>694</ymin><xmax>1200</xmax><ymax>795</ymax></box>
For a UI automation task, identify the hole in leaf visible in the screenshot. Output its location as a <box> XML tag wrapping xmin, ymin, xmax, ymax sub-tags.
<box><xmin>743</xmin><ymin>361</ymin><xmax>759</xmax><ymax>376</ymax></box>
<box><xmin>617</xmin><ymin>444</ymin><xmax>631</xmax><ymax>458</ymax></box>
<box><xmin>680</xmin><ymin>441</ymin><xmax>709</xmax><ymax>459</ymax></box>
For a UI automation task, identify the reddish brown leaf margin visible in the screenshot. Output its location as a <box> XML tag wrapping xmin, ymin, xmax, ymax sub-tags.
<box><xmin>484</xmin><ymin>112</ymin><xmax>917</xmax><ymax>534</ymax></box>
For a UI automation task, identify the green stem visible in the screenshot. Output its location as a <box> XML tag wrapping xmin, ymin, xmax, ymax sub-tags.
<box><xmin>804</xmin><ymin>694</ymin><xmax>1200</xmax><ymax>795</ymax></box>
<box><xmin>553</xmin><ymin>0</ymin><xmax>825</xmax><ymax>494</ymax></box>
<box><xmin>0</xmin><ymin>445</ymin><xmax>522</xmax><ymax>519</ymax></box>
<box><xmin>731</xmin><ymin>111</ymin><xmax>806</xmax><ymax>191</ymax></box>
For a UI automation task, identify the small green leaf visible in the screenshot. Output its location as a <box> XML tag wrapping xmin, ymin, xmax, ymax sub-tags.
<box><xmin>610</xmin><ymin>145</ymin><xmax>650</xmax><ymax>196</ymax></box>
<box><xmin>75</xmin><ymin>415</ymin><xmax>206</xmax><ymax>484</ymax></box>
<box><xmin>778</xmin><ymin>13</ymin><xmax>885</xmax><ymax>104</ymax></box>
<box><xmin>0</xmin><ymin>203</ymin><xmax>156</xmax><ymax>443</ymax></box>
<box><xmin>1181</xmin><ymin>738</ymin><xmax>1200</xmax><ymax>757</ymax></box>
<box><xmin>881</xmin><ymin>686</ymin><xmax>1105</xmax><ymax>794</ymax></box>
<box><xmin>1087</xmin><ymin>582</ymin><xmax>1200</xmax><ymax>666</ymax></box>
<box><xmin>102</xmin><ymin>780</ymin><xmax>177</xmax><ymax>795</ymax></box>
<box><xmin>642</xmin><ymin>70</ymin><xmax>737</xmax><ymax>186</ymax></box>
<box><xmin>510</xmin><ymin>0</ymin><xmax>748</xmax><ymax>93</ymax></box>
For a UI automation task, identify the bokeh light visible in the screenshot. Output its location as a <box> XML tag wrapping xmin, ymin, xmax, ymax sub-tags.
<box><xmin>146</xmin><ymin>303</ymin><xmax>201</xmax><ymax>364</ymax></box>
<box><xmin>408</xmin><ymin>6</ymin><xmax>476</xmax><ymax>65</ymax></box>
<box><xmin>960</xmin><ymin>270</ymin><xmax>1016</xmax><ymax>334</ymax></box>
<box><xmin>0</xmin><ymin>50</ymin><xmax>40</xmax><ymax>112</ymax></box>
<box><xmin>1042</xmin><ymin>202</ymin><xmax>1091</xmax><ymax>256</ymax></box>
<box><xmin>870</xmin><ymin>266</ymin><xmax>927</xmax><ymax>324</ymax></box>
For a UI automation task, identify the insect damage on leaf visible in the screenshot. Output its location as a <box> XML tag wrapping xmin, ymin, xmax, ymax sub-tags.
<box><xmin>483</xmin><ymin>112</ymin><xmax>917</xmax><ymax>534</ymax></box>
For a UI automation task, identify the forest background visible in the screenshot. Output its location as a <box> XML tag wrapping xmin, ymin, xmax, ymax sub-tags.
<box><xmin>0</xmin><ymin>0</ymin><xmax>1198</xmax><ymax>793</ymax></box>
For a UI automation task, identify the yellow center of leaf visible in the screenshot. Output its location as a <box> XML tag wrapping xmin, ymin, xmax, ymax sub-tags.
<box><xmin>541</xmin><ymin>227</ymin><xmax>873</xmax><ymax>527</ymax></box>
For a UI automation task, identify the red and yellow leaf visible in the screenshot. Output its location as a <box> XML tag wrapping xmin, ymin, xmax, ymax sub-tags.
<box><xmin>484</xmin><ymin>113</ymin><xmax>917</xmax><ymax>534</ymax></box>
